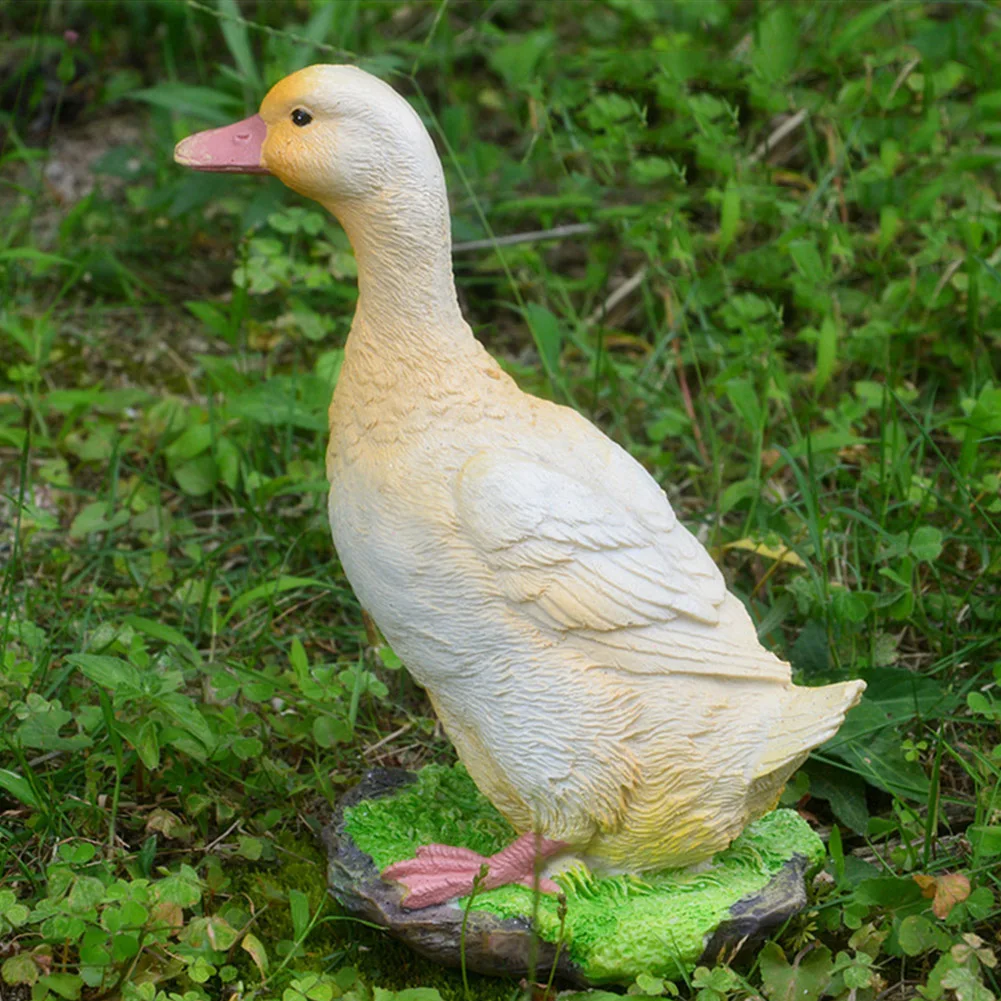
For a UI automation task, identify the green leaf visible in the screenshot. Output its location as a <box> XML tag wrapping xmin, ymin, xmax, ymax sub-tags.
<box><xmin>0</xmin><ymin>248</ymin><xmax>74</xmax><ymax>268</ymax></box>
<box><xmin>760</xmin><ymin>942</ymin><xmax>833</xmax><ymax>1001</ymax></box>
<box><xmin>216</xmin><ymin>0</ymin><xmax>261</xmax><ymax>89</ymax></box>
<box><xmin>226</xmin><ymin>575</ymin><xmax>328</xmax><ymax>623</ymax></box>
<box><xmin>37</xmin><ymin>973</ymin><xmax>83</xmax><ymax>1000</ymax></box>
<box><xmin>111</xmin><ymin>933</ymin><xmax>140</xmax><ymax>963</ymax></box>
<box><xmin>231</xmin><ymin>736</ymin><xmax>264</xmax><ymax>760</ymax></box>
<box><xmin>68</xmin><ymin>501</ymin><xmax>129</xmax><ymax>539</ymax></box>
<box><xmin>853</xmin><ymin>876</ymin><xmax>924</xmax><ymax>908</ymax></box>
<box><xmin>135</xmin><ymin>720</ymin><xmax>161</xmax><ymax>770</ymax></box>
<box><xmin>0</xmin><ymin>769</ymin><xmax>39</xmax><ymax>808</ymax></box>
<box><xmin>968</xmin><ymin>825</ymin><xmax>1001</xmax><ymax>857</ymax></box>
<box><xmin>67</xmin><ymin>654</ymin><xmax>141</xmax><ymax>693</ymax></box>
<box><xmin>488</xmin><ymin>30</ymin><xmax>554</xmax><ymax>89</ymax></box>
<box><xmin>815</xmin><ymin>315</ymin><xmax>838</xmax><ymax>392</ymax></box>
<box><xmin>898</xmin><ymin>914</ymin><xmax>949</xmax><ymax>956</ymax></box>
<box><xmin>908</xmin><ymin>526</ymin><xmax>943</xmax><ymax>563</ymax></box>
<box><xmin>754</xmin><ymin>4</ymin><xmax>798</xmax><ymax>82</ymax></box>
<box><xmin>313</xmin><ymin>715</ymin><xmax>352</xmax><ymax>748</ymax></box>
<box><xmin>394</xmin><ymin>991</ymin><xmax>446</xmax><ymax>1001</ymax></box>
<box><xmin>788</xmin><ymin>239</ymin><xmax>827</xmax><ymax>285</ymax></box>
<box><xmin>67</xmin><ymin>876</ymin><xmax>106</xmax><ymax>913</ymax></box>
<box><xmin>174</xmin><ymin>455</ymin><xmax>218</xmax><ymax>497</ymax></box>
<box><xmin>830</xmin><ymin>1</ymin><xmax>896</xmax><ymax>58</ymax></box>
<box><xmin>185</xmin><ymin>300</ymin><xmax>231</xmax><ymax>340</ymax></box>
<box><xmin>289</xmin><ymin>888</ymin><xmax>311</xmax><ymax>939</ymax></box>
<box><xmin>166</xmin><ymin>423</ymin><xmax>215</xmax><ymax>462</ymax></box>
<box><xmin>2</xmin><ymin>954</ymin><xmax>38</xmax><ymax>986</ymax></box>
<box><xmin>155</xmin><ymin>864</ymin><xmax>203</xmax><ymax>907</ymax></box>
<box><xmin>156</xmin><ymin>693</ymin><xmax>216</xmax><ymax>752</ymax></box>
<box><xmin>188</xmin><ymin>957</ymin><xmax>216</xmax><ymax>984</ymax></box>
<box><xmin>807</xmin><ymin>763</ymin><xmax>869</xmax><ymax>835</ymax></box>
<box><xmin>524</xmin><ymin>303</ymin><xmax>564</xmax><ymax>382</ymax></box>
<box><xmin>290</xmin><ymin>636</ymin><xmax>309</xmax><ymax>674</ymax></box>
<box><xmin>718</xmin><ymin>179</ymin><xmax>740</xmax><ymax>253</ymax></box>
<box><xmin>227</xmin><ymin>377</ymin><xmax>328</xmax><ymax>431</ymax></box>
<box><xmin>124</xmin><ymin>615</ymin><xmax>200</xmax><ymax>662</ymax></box>
<box><xmin>132</xmin><ymin>83</ymin><xmax>241</xmax><ymax>124</ymax></box>
<box><xmin>724</xmin><ymin>377</ymin><xmax>762</xmax><ymax>430</ymax></box>
<box><xmin>823</xmin><ymin>698</ymin><xmax>930</xmax><ymax>801</ymax></box>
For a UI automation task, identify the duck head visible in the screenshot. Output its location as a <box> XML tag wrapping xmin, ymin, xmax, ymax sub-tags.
<box><xmin>174</xmin><ymin>64</ymin><xmax>461</xmax><ymax>330</ymax></box>
<box><xmin>174</xmin><ymin>64</ymin><xmax>445</xmax><ymax>213</ymax></box>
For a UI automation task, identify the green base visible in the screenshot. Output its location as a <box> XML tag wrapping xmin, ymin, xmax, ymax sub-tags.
<box><xmin>342</xmin><ymin>764</ymin><xmax>825</xmax><ymax>983</ymax></box>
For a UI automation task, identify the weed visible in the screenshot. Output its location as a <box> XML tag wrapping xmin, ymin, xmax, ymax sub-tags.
<box><xmin>1</xmin><ymin>1</ymin><xmax>999</xmax><ymax>999</ymax></box>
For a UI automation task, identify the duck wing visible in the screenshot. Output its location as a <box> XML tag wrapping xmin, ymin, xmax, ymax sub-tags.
<box><xmin>456</xmin><ymin>448</ymin><xmax>790</xmax><ymax>683</ymax></box>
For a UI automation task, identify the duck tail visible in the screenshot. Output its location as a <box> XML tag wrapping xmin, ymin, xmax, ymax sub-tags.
<box><xmin>751</xmin><ymin>677</ymin><xmax>866</xmax><ymax>783</ymax></box>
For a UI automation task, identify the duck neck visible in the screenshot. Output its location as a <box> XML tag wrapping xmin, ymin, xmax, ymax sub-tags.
<box><xmin>328</xmin><ymin>185</ymin><xmax>467</xmax><ymax>354</ymax></box>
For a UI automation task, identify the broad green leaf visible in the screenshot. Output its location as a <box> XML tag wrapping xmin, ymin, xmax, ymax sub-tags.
<box><xmin>822</xmin><ymin>697</ymin><xmax>930</xmax><ymax>801</ymax></box>
<box><xmin>156</xmin><ymin>693</ymin><xmax>215</xmax><ymax>751</ymax></box>
<box><xmin>488</xmin><ymin>30</ymin><xmax>554</xmax><ymax>89</ymax></box>
<box><xmin>788</xmin><ymin>239</ymin><xmax>827</xmax><ymax>285</ymax></box>
<box><xmin>227</xmin><ymin>377</ymin><xmax>328</xmax><ymax>430</ymax></box>
<box><xmin>909</xmin><ymin>526</ymin><xmax>943</xmax><ymax>563</ymax></box>
<box><xmin>166</xmin><ymin>423</ymin><xmax>215</xmax><ymax>462</ymax></box>
<box><xmin>968</xmin><ymin>825</ymin><xmax>1001</xmax><ymax>858</ymax></box>
<box><xmin>69</xmin><ymin>501</ymin><xmax>129</xmax><ymax>539</ymax></box>
<box><xmin>1</xmin><ymin>954</ymin><xmax>38</xmax><ymax>985</ymax></box>
<box><xmin>124</xmin><ymin>615</ymin><xmax>200</xmax><ymax>662</ymax></box>
<box><xmin>807</xmin><ymin>763</ymin><xmax>869</xmax><ymax>835</ymax></box>
<box><xmin>313</xmin><ymin>715</ymin><xmax>352</xmax><ymax>748</ymax></box>
<box><xmin>237</xmin><ymin>835</ymin><xmax>263</xmax><ymax>860</ymax></box>
<box><xmin>760</xmin><ymin>942</ymin><xmax>833</xmax><ymax>1001</ymax></box>
<box><xmin>853</xmin><ymin>876</ymin><xmax>924</xmax><ymax>908</ymax></box>
<box><xmin>898</xmin><ymin>914</ymin><xmax>949</xmax><ymax>956</ymax></box>
<box><xmin>289</xmin><ymin>888</ymin><xmax>310</xmax><ymax>940</ymax></box>
<box><xmin>830</xmin><ymin>1</ymin><xmax>896</xmax><ymax>58</ymax></box>
<box><xmin>724</xmin><ymin>377</ymin><xmax>762</xmax><ymax>430</ymax></box>
<box><xmin>393</xmin><ymin>991</ymin><xmax>446</xmax><ymax>1001</ymax></box>
<box><xmin>135</xmin><ymin>720</ymin><xmax>161</xmax><ymax>770</ymax></box>
<box><xmin>174</xmin><ymin>455</ymin><xmax>218</xmax><ymax>497</ymax></box>
<box><xmin>36</xmin><ymin>973</ymin><xmax>84</xmax><ymax>1000</ymax></box>
<box><xmin>231</xmin><ymin>736</ymin><xmax>263</xmax><ymax>760</ymax></box>
<box><xmin>0</xmin><ymin>769</ymin><xmax>39</xmax><ymax>808</ymax></box>
<box><xmin>67</xmin><ymin>654</ymin><xmax>142</xmax><ymax>693</ymax></box>
<box><xmin>154</xmin><ymin>864</ymin><xmax>203</xmax><ymax>907</ymax></box>
<box><xmin>754</xmin><ymin>4</ymin><xmax>798</xmax><ymax>82</ymax></box>
<box><xmin>524</xmin><ymin>303</ymin><xmax>564</xmax><ymax>381</ymax></box>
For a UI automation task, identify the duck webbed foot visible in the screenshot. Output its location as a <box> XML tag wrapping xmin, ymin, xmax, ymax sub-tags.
<box><xmin>381</xmin><ymin>832</ymin><xmax>568</xmax><ymax>910</ymax></box>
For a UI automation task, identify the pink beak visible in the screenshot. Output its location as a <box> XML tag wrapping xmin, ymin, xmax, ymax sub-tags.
<box><xmin>173</xmin><ymin>114</ymin><xmax>270</xmax><ymax>174</ymax></box>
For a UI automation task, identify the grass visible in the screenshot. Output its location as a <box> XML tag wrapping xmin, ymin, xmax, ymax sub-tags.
<box><xmin>1</xmin><ymin>1</ymin><xmax>1000</xmax><ymax>999</ymax></box>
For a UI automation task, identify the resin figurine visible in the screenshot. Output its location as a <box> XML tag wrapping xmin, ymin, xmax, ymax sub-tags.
<box><xmin>176</xmin><ymin>65</ymin><xmax>865</xmax><ymax>911</ymax></box>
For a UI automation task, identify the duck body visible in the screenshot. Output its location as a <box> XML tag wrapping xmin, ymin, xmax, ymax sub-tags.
<box><xmin>325</xmin><ymin>302</ymin><xmax>857</xmax><ymax>873</ymax></box>
<box><xmin>175</xmin><ymin>64</ymin><xmax>865</xmax><ymax>893</ymax></box>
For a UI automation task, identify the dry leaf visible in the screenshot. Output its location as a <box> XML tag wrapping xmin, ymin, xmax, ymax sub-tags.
<box><xmin>913</xmin><ymin>872</ymin><xmax>971</xmax><ymax>919</ymax></box>
<box><xmin>721</xmin><ymin>538</ymin><xmax>806</xmax><ymax>566</ymax></box>
<box><xmin>241</xmin><ymin>932</ymin><xmax>269</xmax><ymax>977</ymax></box>
<box><xmin>149</xmin><ymin>900</ymin><xmax>184</xmax><ymax>936</ymax></box>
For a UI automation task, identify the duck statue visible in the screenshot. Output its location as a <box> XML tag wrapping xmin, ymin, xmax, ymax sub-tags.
<box><xmin>175</xmin><ymin>66</ymin><xmax>865</xmax><ymax>910</ymax></box>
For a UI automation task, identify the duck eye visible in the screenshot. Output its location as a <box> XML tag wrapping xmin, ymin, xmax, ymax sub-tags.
<box><xmin>291</xmin><ymin>108</ymin><xmax>313</xmax><ymax>127</ymax></box>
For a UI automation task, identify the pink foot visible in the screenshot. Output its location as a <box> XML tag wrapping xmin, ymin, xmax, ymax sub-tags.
<box><xmin>382</xmin><ymin>833</ymin><xmax>568</xmax><ymax>909</ymax></box>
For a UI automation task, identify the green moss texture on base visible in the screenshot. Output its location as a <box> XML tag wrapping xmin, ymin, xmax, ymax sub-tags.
<box><xmin>342</xmin><ymin>765</ymin><xmax>825</xmax><ymax>982</ymax></box>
